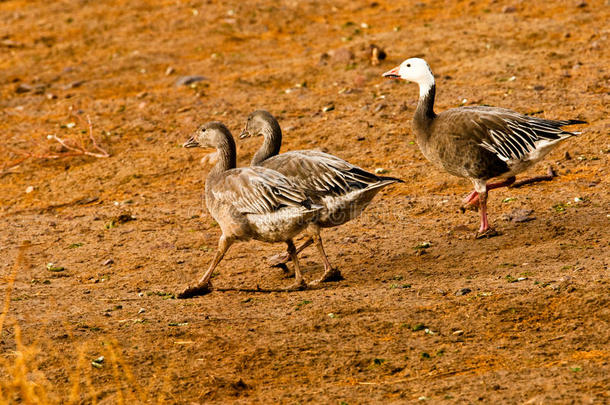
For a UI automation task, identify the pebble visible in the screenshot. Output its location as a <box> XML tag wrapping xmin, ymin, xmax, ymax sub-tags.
<box><xmin>25</xmin><ymin>186</ymin><xmax>34</xmax><ymax>193</ymax></box>
<box><xmin>138</xmin><ymin>308</ymin><xmax>146</xmax><ymax>314</ymax></box>
<box><xmin>16</xmin><ymin>83</ymin><xmax>33</xmax><ymax>93</ymax></box>
<box><xmin>62</xmin><ymin>80</ymin><xmax>84</xmax><ymax>90</ymax></box>
<box><xmin>452</xmin><ymin>330</ymin><xmax>464</xmax><ymax>336</ymax></box>
<box><xmin>175</xmin><ymin>75</ymin><xmax>208</xmax><ymax>86</ymax></box>
<box><xmin>455</xmin><ymin>288</ymin><xmax>472</xmax><ymax>296</ymax></box>
<box><xmin>374</xmin><ymin>103</ymin><xmax>386</xmax><ymax>113</ymax></box>
<box><xmin>320</xmin><ymin>47</ymin><xmax>354</xmax><ymax>65</ymax></box>
<box><xmin>103</xmin><ymin>258</ymin><xmax>114</xmax><ymax>266</ymax></box>
<box><xmin>501</xmin><ymin>209</ymin><xmax>535</xmax><ymax>223</ymax></box>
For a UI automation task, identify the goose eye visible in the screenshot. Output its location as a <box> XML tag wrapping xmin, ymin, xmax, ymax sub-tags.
<box><xmin>406</xmin><ymin>63</ymin><xmax>411</xmax><ymax>67</ymax></box>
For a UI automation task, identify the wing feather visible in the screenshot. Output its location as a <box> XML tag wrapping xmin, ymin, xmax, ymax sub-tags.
<box><xmin>260</xmin><ymin>151</ymin><xmax>383</xmax><ymax>196</ymax></box>
<box><xmin>211</xmin><ymin>167</ymin><xmax>311</xmax><ymax>215</ymax></box>
<box><xmin>455</xmin><ymin>106</ymin><xmax>584</xmax><ymax>161</ymax></box>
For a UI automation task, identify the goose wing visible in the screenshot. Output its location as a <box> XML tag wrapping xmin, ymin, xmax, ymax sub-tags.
<box><xmin>261</xmin><ymin>150</ymin><xmax>388</xmax><ymax>196</ymax></box>
<box><xmin>211</xmin><ymin>167</ymin><xmax>313</xmax><ymax>215</ymax></box>
<box><xmin>456</xmin><ymin>106</ymin><xmax>585</xmax><ymax>162</ymax></box>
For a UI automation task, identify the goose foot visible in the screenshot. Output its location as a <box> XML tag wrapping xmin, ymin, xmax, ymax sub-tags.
<box><xmin>461</xmin><ymin>191</ymin><xmax>480</xmax><ymax>212</ymax></box>
<box><xmin>283</xmin><ymin>279</ymin><xmax>308</xmax><ymax>292</ymax></box>
<box><xmin>177</xmin><ymin>283</ymin><xmax>213</xmax><ymax>299</ymax></box>
<box><xmin>310</xmin><ymin>268</ymin><xmax>344</xmax><ymax>286</ymax></box>
<box><xmin>475</xmin><ymin>228</ymin><xmax>499</xmax><ymax>239</ymax></box>
<box><xmin>268</xmin><ymin>252</ymin><xmax>291</xmax><ymax>267</ymax></box>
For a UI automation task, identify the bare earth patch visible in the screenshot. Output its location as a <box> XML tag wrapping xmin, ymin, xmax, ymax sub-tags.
<box><xmin>0</xmin><ymin>0</ymin><xmax>608</xmax><ymax>403</ymax></box>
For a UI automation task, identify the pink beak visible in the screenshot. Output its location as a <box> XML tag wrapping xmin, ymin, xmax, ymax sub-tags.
<box><xmin>382</xmin><ymin>66</ymin><xmax>401</xmax><ymax>79</ymax></box>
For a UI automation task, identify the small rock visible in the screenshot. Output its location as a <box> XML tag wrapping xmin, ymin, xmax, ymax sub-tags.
<box><xmin>533</xmin><ymin>85</ymin><xmax>545</xmax><ymax>91</ymax></box>
<box><xmin>103</xmin><ymin>259</ymin><xmax>114</xmax><ymax>266</ymax></box>
<box><xmin>374</xmin><ymin>103</ymin><xmax>386</xmax><ymax>113</ymax></box>
<box><xmin>503</xmin><ymin>208</ymin><xmax>535</xmax><ymax>223</ymax></box>
<box><xmin>165</xmin><ymin>66</ymin><xmax>175</xmax><ymax>76</ymax></box>
<box><xmin>452</xmin><ymin>330</ymin><xmax>464</xmax><ymax>336</ymax></box>
<box><xmin>138</xmin><ymin>308</ymin><xmax>146</xmax><ymax>314</ymax></box>
<box><xmin>91</xmin><ymin>356</ymin><xmax>104</xmax><ymax>368</ymax></box>
<box><xmin>323</xmin><ymin>47</ymin><xmax>354</xmax><ymax>65</ymax></box>
<box><xmin>175</xmin><ymin>75</ymin><xmax>208</xmax><ymax>86</ymax></box>
<box><xmin>25</xmin><ymin>186</ymin><xmax>34</xmax><ymax>193</ymax></box>
<box><xmin>322</xmin><ymin>104</ymin><xmax>335</xmax><ymax>112</ymax></box>
<box><xmin>374</xmin><ymin>167</ymin><xmax>388</xmax><ymax>174</ymax></box>
<box><xmin>16</xmin><ymin>83</ymin><xmax>33</xmax><ymax>93</ymax></box>
<box><xmin>502</xmin><ymin>5</ymin><xmax>517</xmax><ymax>13</ymax></box>
<box><xmin>46</xmin><ymin>93</ymin><xmax>58</xmax><ymax>100</ymax></box>
<box><xmin>455</xmin><ymin>288</ymin><xmax>472</xmax><ymax>296</ymax></box>
<box><xmin>63</xmin><ymin>80</ymin><xmax>84</xmax><ymax>90</ymax></box>
<box><xmin>576</xmin><ymin>1</ymin><xmax>587</xmax><ymax>7</ymax></box>
<box><xmin>1</xmin><ymin>39</ymin><xmax>25</xmax><ymax>48</ymax></box>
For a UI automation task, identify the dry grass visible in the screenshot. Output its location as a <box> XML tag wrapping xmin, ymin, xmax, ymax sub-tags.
<box><xmin>0</xmin><ymin>243</ymin><xmax>167</xmax><ymax>404</ymax></box>
<box><xmin>1</xmin><ymin>113</ymin><xmax>109</xmax><ymax>176</ymax></box>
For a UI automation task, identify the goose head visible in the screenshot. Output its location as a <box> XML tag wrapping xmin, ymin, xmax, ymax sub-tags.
<box><xmin>183</xmin><ymin>121</ymin><xmax>231</xmax><ymax>149</ymax></box>
<box><xmin>239</xmin><ymin>110</ymin><xmax>275</xmax><ymax>139</ymax></box>
<box><xmin>383</xmin><ymin>57</ymin><xmax>435</xmax><ymax>93</ymax></box>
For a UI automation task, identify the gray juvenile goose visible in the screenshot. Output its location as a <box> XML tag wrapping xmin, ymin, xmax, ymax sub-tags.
<box><xmin>383</xmin><ymin>58</ymin><xmax>586</xmax><ymax>237</ymax></box>
<box><xmin>178</xmin><ymin>122</ymin><xmax>323</xmax><ymax>298</ymax></box>
<box><xmin>241</xmin><ymin>110</ymin><xmax>403</xmax><ymax>284</ymax></box>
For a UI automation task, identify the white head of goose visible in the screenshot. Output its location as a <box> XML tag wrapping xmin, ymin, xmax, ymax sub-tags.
<box><xmin>179</xmin><ymin>122</ymin><xmax>323</xmax><ymax>298</ymax></box>
<box><xmin>383</xmin><ymin>57</ymin><xmax>586</xmax><ymax>238</ymax></box>
<box><xmin>241</xmin><ymin>110</ymin><xmax>403</xmax><ymax>285</ymax></box>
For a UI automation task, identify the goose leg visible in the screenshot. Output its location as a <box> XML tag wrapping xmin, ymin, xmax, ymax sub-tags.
<box><xmin>178</xmin><ymin>236</ymin><xmax>233</xmax><ymax>299</ymax></box>
<box><xmin>470</xmin><ymin>180</ymin><xmax>498</xmax><ymax>239</ymax></box>
<box><xmin>267</xmin><ymin>237</ymin><xmax>314</xmax><ymax>268</ymax></box>
<box><xmin>308</xmin><ymin>226</ymin><xmax>343</xmax><ymax>285</ymax></box>
<box><xmin>283</xmin><ymin>239</ymin><xmax>308</xmax><ymax>291</ymax></box>
<box><xmin>510</xmin><ymin>167</ymin><xmax>556</xmax><ymax>188</ymax></box>
<box><xmin>475</xmin><ymin>189</ymin><xmax>498</xmax><ymax>238</ymax></box>
<box><xmin>462</xmin><ymin>176</ymin><xmax>516</xmax><ymax>211</ymax></box>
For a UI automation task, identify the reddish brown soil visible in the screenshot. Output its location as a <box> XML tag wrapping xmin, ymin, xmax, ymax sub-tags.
<box><xmin>1</xmin><ymin>0</ymin><xmax>609</xmax><ymax>403</ymax></box>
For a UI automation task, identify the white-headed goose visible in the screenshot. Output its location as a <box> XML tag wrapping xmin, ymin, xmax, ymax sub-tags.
<box><xmin>178</xmin><ymin>122</ymin><xmax>323</xmax><ymax>298</ymax></box>
<box><xmin>241</xmin><ymin>110</ymin><xmax>403</xmax><ymax>284</ymax></box>
<box><xmin>383</xmin><ymin>58</ymin><xmax>586</xmax><ymax>238</ymax></box>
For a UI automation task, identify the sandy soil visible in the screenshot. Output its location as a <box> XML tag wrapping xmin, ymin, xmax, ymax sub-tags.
<box><xmin>1</xmin><ymin>0</ymin><xmax>609</xmax><ymax>403</ymax></box>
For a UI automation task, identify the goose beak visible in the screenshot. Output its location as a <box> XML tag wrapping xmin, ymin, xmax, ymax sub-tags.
<box><xmin>182</xmin><ymin>136</ymin><xmax>199</xmax><ymax>148</ymax></box>
<box><xmin>239</xmin><ymin>128</ymin><xmax>251</xmax><ymax>139</ymax></box>
<box><xmin>382</xmin><ymin>66</ymin><xmax>401</xmax><ymax>79</ymax></box>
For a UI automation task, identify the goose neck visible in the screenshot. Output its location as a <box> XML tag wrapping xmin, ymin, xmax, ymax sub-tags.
<box><xmin>251</xmin><ymin>121</ymin><xmax>282</xmax><ymax>165</ymax></box>
<box><xmin>414</xmin><ymin>82</ymin><xmax>437</xmax><ymax>127</ymax></box>
<box><xmin>210</xmin><ymin>134</ymin><xmax>236</xmax><ymax>176</ymax></box>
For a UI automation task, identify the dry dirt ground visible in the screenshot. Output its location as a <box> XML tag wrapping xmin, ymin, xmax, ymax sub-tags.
<box><xmin>1</xmin><ymin>0</ymin><xmax>609</xmax><ymax>403</ymax></box>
